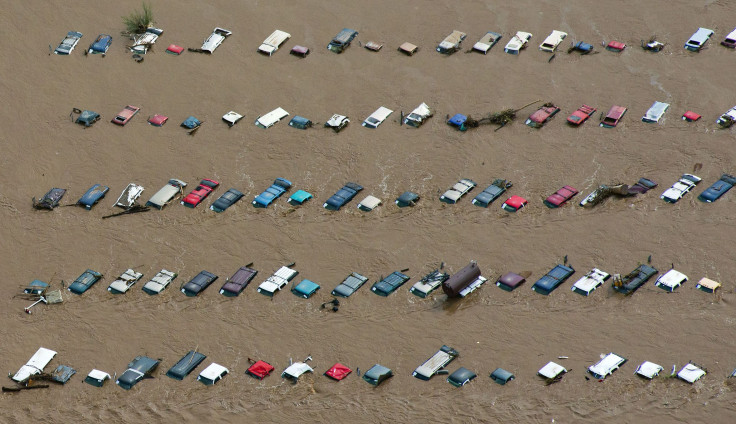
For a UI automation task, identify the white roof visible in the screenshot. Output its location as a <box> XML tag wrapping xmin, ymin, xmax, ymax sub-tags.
<box><xmin>143</xmin><ymin>269</ymin><xmax>176</xmax><ymax>293</ymax></box>
<box><xmin>538</xmin><ymin>361</ymin><xmax>566</xmax><ymax>379</ymax></box>
<box><xmin>441</xmin><ymin>190</ymin><xmax>462</xmax><ymax>202</ymax></box>
<box><xmin>409</xmin><ymin>103</ymin><xmax>431</xmax><ymax>117</ymax></box>
<box><xmin>678</xmin><ymin>363</ymin><xmax>706</xmax><ymax>383</ymax></box>
<box><xmin>13</xmin><ymin>347</ymin><xmax>57</xmax><ymax>382</ymax></box>
<box><xmin>87</xmin><ymin>369</ymin><xmax>111</xmax><ymax>381</ymax></box>
<box><xmin>635</xmin><ymin>361</ymin><xmax>663</xmax><ymax>379</ymax></box>
<box><xmin>505</xmin><ymin>31</ymin><xmax>532</xmax><ymax>51</ymax></box>
<box><xmin>642</xmin><ymin>101</ymin><xmax>670</xmax><ymax>123</ymax></box>
<box><xmin>656</xmin><ymin>269</ymin><xmax>688</xmax><ymax>289</ymax></box>
<box><xmin>588</xmin><ymin>353</ymin><xmax>626</xmax><ymax>379</ymax></box>
<box><xmin>282</xmin><ymin>362</ymin><xmax>313</xmax><ymax>379</ymax></box>
<box><xmin>540</xmin><ymin>30</ymin><xmax>567</xmax><ymax>51</ymax></box>
<box><xmin>413</xmin><ymin>350</ymin><xmax>454</xmax><ymax>378</ymax></box>
<box><xmin>199</xmin><ymin>363</ymin><xmax>229</xmax><ymax>380</ymax></box>
<box><xmin>363</xmin><ymin>106</ymin><xmax>393</xmax><ymax>128</ymax></box>
<box><xmin>696</xmin><ymin>277</ymin><xmax>721</xmax><ymax>291</ymax></box>
<box><xmin>459</xmin><ymin>276</ymin><xmax>487</xmax><ymax>297</ymax></box>
<box><xmin>223</xmin><ymin>111</ymin><xmax>244</xmax><ymax>125</ymax></box>
<box><xmin>255</xmin><ymin>107</ymin><xmax>289</xmax><ymax>128</ymax></box>
<box><xmin>202</xmin><ymin>27</ymin><xmax>231</xmax><ymax>53</ymax></box>
<box><xmin>258</xmin><ymin>266</ymin><xmax>297</xmax><ymax>293</ymax></box>
<box><xmin>358</xmin><ymin>195</ymin><xmax>382</xmax><ymax>210</ymax></box>
<box><xmin>725</xmin><ymin>28</ymin><xmax>736</xmax><ymax>41</ymax></box>
<box><xmin>572</xmin><ymin>268</ymin><xmax>609</xmax><ymax>295</ymax></box>
<box><xmin>326</xmin><ymin>114</ymin><xmax>349</xmax><ymax>127</ymax></box>
<box><xmin>411</xmin><ymin>274</ymin><xmax>445</xmax><ymax>295</ymax></box>
<box><xmin>258</xmin><ymin>30</ymin><xmax>291</xmax><ymax>55</ymax></box>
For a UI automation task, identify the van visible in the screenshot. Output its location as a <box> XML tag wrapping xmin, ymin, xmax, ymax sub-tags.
<box><xmin>539</xmin><ymin>30</ymin><xmax>567</xmax><ymax>52</ymax></box>
<box><xmin>327</xmin><ymin>28</ymin><xmax>358</xmax><ymax>53</ymax></box>
<box><xmin>641</xmin><ymin>101</ymin><xmax>669</xmax><ymax>123</ymax></box>
<box><xmin>255</xmin><ymin>107</ymin><xmax>289</xmax><ymax>129</ymax></box>
<box><xmin>684</xmin><ymin>27</ymin><xmax>714</xmax><ymax>51</ymax></box>
<box><xmin>258</xmin><ymin>30</ymin><xmax>290</xmax><ymax>56</ymax></box>
<box><xmin>436</xmin><ymin>30</ymin><xmax>467</xmax><ymax>54</ymax></box>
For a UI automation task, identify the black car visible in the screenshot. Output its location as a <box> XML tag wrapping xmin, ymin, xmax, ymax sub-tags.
<box><xmin>181</xmin><ymin>271</ymin><xmax>218</xmax><ymax>296</ymax></box>
<box><xmin>116</xmin><ymin>356</ymin><xmax>159</xmax><ymax>390</ymax></box>
<box><xmin>447</xmin><ymin>367</ymin><xmax>477</xmax><ymax>387</ymax></box>
<box><xmin>166</xmin><ymin>351</ymin><xmax>207</xmax><ymax>380</ymax></box>
<box><xmin>324</xmin><ymin>182</ymin><xmax>363</xmax><ymax>210</ymax></box>
<box><xmin>210</xmin><ymin>188</ymin><xmax>244</xmax><ymax>212</ymax></box>
<box><xmin>472</xmin><ymin>179</ymin><xmax>512</xmax><ymax>207</ymax></box>
<box><xmin>33</xmin><ymin>188</ymin><xmax>67</xmax><ymax>210</ymax></box>
<box><xmin>613</xmin><ymin>264</ymin><xmax>658</xmax><ymax>295</ymax></box>
<box><xmin>395</xmin><ymin>191</ymin><xmax>420</xmax><ymax>207</ymax></box>
<box><xmin>371</xmin><ymin>271</ymin><xmax>410</xmax><ymax>296</ymax></box>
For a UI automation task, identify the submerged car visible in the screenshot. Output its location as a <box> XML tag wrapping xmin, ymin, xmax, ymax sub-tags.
<box><xmin>567</xmin><ymin>105</ymin><xmax>597</xmax><ymax>126</ymax></box>
<box><xmin>501</xmin><ymin>195</ymin><xmax>527</xmax><ymax>212</ymax></box>
<box><xmin>111</xmin><ymin>105</ymin><xmax>140</xmax><ymax>126</ymax></box>
<box><xmin>182</xmin><ymin>179</ymin><xmax>219</xmax><ymax>208</ymax></box>
<box><xmin>440</xmin><ymin>179</ymin><xmax>476</xmax><ymax>204</ymax></box>
<box><xmin>660</xmin><ymin>174</ymin><xmax>701</xmax><ymax>203</ymax></box>
<box><xmin>33</xmin><ymin>187</ymin><xmax>67</xmax><ymax>210</ymax></box>
<box><xmin>325</xmin><ymin>114</ymin><xmax>350</xmax><ymax>132</ymax></box>
<box><xmin>395</xmin><ymin>191</ymin><xmax>420</xmax><ymax>207</ymax></box>
<box><xmin>146</xmin><ymin>179</ymin><xmax>187</xmax><ymax>210</ymax></box>
<box><xmin>362</xmin><ymin>364</ymin><xmax>393</xmax><ymax>386</ymax></box>
<box><xmin>504</xmin><ymin>31</ymin><xmax>532</xmax><ymax>54</ymax></box>
<box><xmin>54</xmin><ymin>31</ymin><xmax>83</xmax><ymax>55</ymax></box>
<box><xmin>68</xmin><ymin>269</ymin><xmax>103</xmax><ymax>295</ymax></box>
<box><xmin>211</xmin><ymin>188</ymin><xmax>244</xmax><ymax>212</ymax></box>
<box><xmin>684</xmin><ymin>27</ymin><xmax>714</xmax><ymax>52</ymax></box>
<box><xmin>526</xmin><ymin>104</ymin><xmax>560</xmax><ymax>128</ymax></box>
<box><xmin>253</xmin><ymin>178</ymin><xmax>292</xmax><ymax>208</ymax></box>
<box><xmin>436</xmin><ymin>30</ymin><xmax>467</xmax><ymax>54</ymax></box>
<box><xmin>447</xmin><ymin>367</ymin><xmax>477</xmax><ymax>387</ymax></box>
<box><xmin>472</xmin><ymin>31</ymin><xmax>502</xmax><ymax>54</ymax></box>
<box><xmin>77</xmin><ymin>184</ymin><xmax>109</xmax><ymax>210</ymax></box>
<box><xmin>324</xmin><ymin>182</ymin><xmax>362</xmax><ymax>210</ymax></box>
<box><xmin>539</xmin><ymin>30</ymin><xmax>567</xmax><ymax>52</ymax></box>
<box><xmin>472</xmin><ymin>179</ymin><xmax>512</xmax><ymax>207</ymax></box>
<box><xmin>116</xmin><ymin>356</ymin><xmax>159</xmax><ymax>390</ymax></box>
<box><xmin>698</xmin><ymin>174</ymin><xmax>736</xmax><ymax>202</ymax></box>
<box><xmin>600</xmin><ymin>105</ymin><xmax>627</xmax><ymax>128</ymax></box>
<box><xmin>75</xmin><ymin>110</ymin><xmax>100</xmax><ymax>127</ymax></box>
<box><xmin>544</xmin><ymin>185</ymin><xmax>578</xmax><ymax>208</ymax></box>
<box><xmin>612</xmin><ymin>264</ymin><xmax>658</xmax><ymax>295</ymax></box>
<box><xmin>88</xmin><ymin>34</ymin><xmax>112</xmax><ymax>54</ymax></box>
<box><xmin>181</xmin><ymin>270</ymin><xmax>218</xmax><ymax>297</ymax></box>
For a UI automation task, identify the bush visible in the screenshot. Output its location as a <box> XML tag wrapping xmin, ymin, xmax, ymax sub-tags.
<box><xmin>122</xmin><ymin>2</ymin><xmax>154</xmax><ymax>35</ymax></box>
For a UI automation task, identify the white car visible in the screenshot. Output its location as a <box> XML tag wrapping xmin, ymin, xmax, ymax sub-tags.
<box><xmin>654</xmin><ymin>269</ymin><xmax>688</xmax><ymax>292</ymax></box>
<box><xmin>661</xmin><ymin>174</ymin><xmax>701</xmax><ymax>203</ymax></box>
<box><xmin>440</xmin><ymin>179</ymin><xmax>477</xmax><ymax>204</ymax></box>
<box><xmin>258</xmin><ymin>30</ymin><xmax>291</xmax><ymax>56</ymax></box>
<box><xmin>222</xmin><ymin>111</ymin><xmax>244</xmax><ymax>127</ymax></box>
<box><xmin>504</xmin><ymin>31</ymin><xmax>532</xmax><ymax>54</ymax></box>
<box><xmin>362</xmin><ymin>106</ymin><xmax>393</xmax><ymax>129</ymax></box>
<box><xmin>539</xmin><ymin>30</ymin><xmax>567</xmax><ymax>52</ymax></box>
<box><xmin>403</xmin><ymin>102</ymin><xmax>433</xmax><ymax>127</ymax></box>
<box><xmin>201</xmin><ymin>27</ymin><xmax>232</xmax><ymax>53</ymax></box>
<box><xmin>571</xmin><ymin>268</ymin><xmax>610</xmax><ymax>296</ymax></box>
<box><xmin>325</xmin><ymin>114</ymin><xmax>350</xmax><ymax>132</ymax></box>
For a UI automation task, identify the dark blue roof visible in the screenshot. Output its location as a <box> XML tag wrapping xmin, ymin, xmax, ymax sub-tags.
<box><xmin>448</xmin><ymin>114</ymin><xmax>467</xmax><ymax>127</ymax></box>
<box><xmin>181</xmin><ymin>116</ymin><xmax>201</xmax><ymax>129</ymax></box>
<box><xmin>78</xmin><ymin>184</ymin><xmax>109</xmax><ymax>208</ymax></box>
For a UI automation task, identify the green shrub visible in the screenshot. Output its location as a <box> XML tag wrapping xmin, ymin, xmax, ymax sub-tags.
<box><xmin>122</xmin><ymin>2</ymin><xmax>154</xmax><ymax>35</ymax></box>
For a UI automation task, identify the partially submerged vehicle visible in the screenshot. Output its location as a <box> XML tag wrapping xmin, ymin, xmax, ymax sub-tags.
<box><xmin>442</xmin><ymin>261</ymin><xmax>487</xmax><ymax>298</ymax></box>
<box><xmin>33</xmin><ymin>188</ymin><xmax>66</xmax><ymax>210</ymax></box>
<box><xmin>54</xmin><ymin>31</ymin><xmax>83</xmax><ymax>55</ymax></box>
<box><xmin>413</xmin><ymin>346</ymin><xmax>459</xmax><ymax>380</ymax></box>
<box><xmin>698</xmin><ymin>174</ymin><xmax>736</xmax><ymax>202</ymax></box>
<box><xmin>292</xmin><ymin>279</ymin><xmax>320</xmax><ymax>298</ymax></box>
<box><xmin>166</xmin><ymin>44</ymin><xmax>184</xmax><ymax>55</ymax></box>
<box><xmin>198</xmin><ymin>363</ymin><xmax>229</xmax><ymax>385</ymax></box>
<box><xmin>571</xmin><ymin>268</ymin><xmax>610</xmax><ymax>296</ymax></box>
<box><xmin>717</xmin><ymin>106</ymin><xmax>736</xmax><ymax>127</ymax></box>
<box><xmin>588</xmin><ymin>353</ymin><xmax>627</xmax><ymax>380</ymax></box>
<box><xmin>181</xmin><ymin>270</ymin><xmax>218</xmax><ymax>297</ymax></box>
<box><xmin>116</xmin><ymin>356</ymin><xmax>159</xmax><ymax>390</ymax></box>
<box><xmin>722</xmin><ymin>28</ymin><xmax>736</xmax><ymax>48</ymax></box>
<box><xmin>147</xmin><ymin>114</ymin><xmax>168</xmax><ymax>126</ymax></box>
<box><xmin>107</xmin><ymin>268</ymin><xmax>144</xmax><ymax>294</ymax></box>
<box><xmin>325</xmin><ymin>114</ymin><xmax>350</xmax><ymax>132</ymax></box>
<box><xmin>166</xmin><ymin>350</ymin><xmax>207</xmax><ymax>380</ymax></box>
<box><xmin>362</xmin><ymin>364</ymin><xmax>392</xmax><ymax>386</ymax></box>
<box><xmin>182</xmin><ymin>179</ymin><xmax>219</xmax><ymax>208</ymax></box>
<box><xmin>282</xmin><ymin>361</ymin><xmax>313</xmax><ymax>382</ymax></box>
<box><xmin>531</xmin><ymin>264</ymin><xmax>575</xmax><ymax>295</ymax></box>
<box><xmin>288</xmin><ymin>116</ymin><xmax>313</xmax><ymax>130</ymax></box>
<box><xmin>130</xmin><ymin>27</ymin><xmax>163</xmax><ymax>54</ymax></box>
<box><xmin>579</xmin><ymin>178</ymin><xmax>657</xmax><ymax>207</ymax></box>
<box><xmin>114</xmin><ymin>183</ymin><xmax>144</xmax><ymax>209</ymax></box>
<box><xmin>371</xmin><ymin>271</ymin><xmax>410</xmax><ymax>296</ymax></box>
<box><xmin>257</xmin><ymin>266</ymin><xmax>298</xmax><ymax>296</ymax></box>
<box><xmin>357</xmin><ymin>195</ymin><xmax>382</xmax><ymax>211</ymax></box>
<box><xmin>440</xmin><ymin>179</ymin><xmax>476</xmax><ymax>204</ymax></box>
<box><xmin>88</xmin><ymin>34</ymin><xmax>112</xmax><ymax>55</ymax></box>
<box><xmin>219</xmin><ymin>265</ymin><xmax>258</xmax><ymax>296</ymax></box>
<box><xmin>403</xmin><ymin>102</ymin><xmax>432</xmax><ymax>127</ymax></box>
<box><xmin>495</xmin><ymin>272</ymin><xmax>526</xmax><ymax>292</ymax></box>
<box><xmin>12</xmin><ymin>347</ymin><xmax>57</xmax><ymax>383</ymax></box>
<box><xmin>447</xmin><ymin>113</ymin><xmax>468</xmax><ymax>130</ymax></box>
<box><xmin>362</xmin><ymin>106</ymin><xmax>393</xmax><ymax>129</ymax></box>
<box><xmin>364</xmin><ymin>41</ymin><xmax>383</xmax><ymax>52</ymax></box>
<box><xmin>544</xmin><ymin>185</ymin><xmax>578</xmax><ymax>208</ymax></box>
<box><xmin>201</xmin><ymin>28</ymin><xmax>232</xmax><ymax>53</ymax></box>
<box><xmin>258</xmin><ymin>30</ymin><xmax>291</xmax><ymax>56</ymax></box>
<box><xmin>142</xmin><ymin>269</ymin><xmax>177</xmax><ymax>295</ymax></box>
<box><xmin>472</xmin><ymin>179</ymin><xmax>512</xmax><ymax>207</ymax></box>
<box><xmin>525</xmin><ymin>103</ymin><xmax>560</xmax><ymax>128</ymax></box>
<box><xmin>253</xmin><ymin>178</ymin><xmax>292</xmax><ymax>207</ymax></box>
<box><xmin>695</xmin><ymin>277</ymin><xmax>721</xmax><ymax>293</ymax></box>
<box><xmin>539</xmin><ymin>30</ymin><xmax>567</xmax><ymax>52</ymax></box>
<box><xmin>290</xmin><ymin>45</ymin><xmax>310</xmax><ymax>58</ymax></box>
<box><xmin>684</xmin><ymin>27</ymin><xmax>714</xmax><ymax>52</ymax></box>
<box><xmin>654</xmin><ymin>269</ymin><xmax>688</xmax><ymax>292</ymax></box>
<box><xmin>395</xmin><ymin>191</ymin><xmax>420</xmax><ymax>207</ymax></box>
<box><xmin>146</xmin><ymin>179</ymin><xmax>187</xmax><ymax>210</ymax></box>
<box><xmin>222</xmin><ymin>111</ymin><xmax>244</xmax><ymax>127</ymax></box>
<box><xmin>490</xmin><ymin>368</ymin><xmax>515</xmax><ymax>385</ymax></box>
<box><xmin>682</xmin><ymin>110</ymin><xmax>702</xmax><ymax>122</ymax></box>
<box><xmin>473</xmin><ymin>31</ymin><xmax>502</xmax><ymax>54</ymax></box>
<box><xmin>111</xmin><ymin>105</ymin><xmax>139</xmax><ymax>126</ymax></box>
<box><xmin>570</xmin><ymin>41</ymin><xmax>594</xmax><ymax>54</ymax></box>
<box><xmin>410</xmin><ymin>269</ymin><xmax>449</xmax><ymax>298</ymax></box>
<box><xmin>501</xmin><ymin>195</ymin><xmax>528</xmax><ymax>212</ymax></box>
<box><xmin>538</xmin><ymin>361</ymin><xmax>567</xmax><ymax>381</ymax></box>
<box><xmin>211</xmin><ymin>188</ymin><xmax>244</xmax><ymax>212</ymax></box>
<box><xmin>600</xmin><ymin>105</ymin><xmax>627</xmax><ymax>128</ymax></box>
<box><xmin>84</xmin><ymin>369</ymin><xmax>111</xmax><ymax>387</ymax></box>
<box><xmin>51</xmin><ymin>365</ymin><xmax>78</xmax><ymax>384</ymax></box>
<box><xmin>642</xmin><ymin>101</ymin><xmax>670</xmax><ymax>123</ymax></box>
<box><xmin>327</xmin><ymin>28</ymin><xmax>358</xmax><ymax>53</ymax></box>
<box><xmin>255</xmin><ymin>107</ymin><xmax>289</xmax><ymax>129</ymax></box>
<box><xmin>325</xmin><ymin>363</ymin><xmax>352</xmax><ymax>381</ymax></box>
<box><xmin>288</xmin><ymin>189</ymin><xmax>313</xmax><ymax>206</ymax></box>
<box><xmin>605</xmin><ymin>41</ymin><xmax>626</xmax><ymax>52</ymax></box>
<box><xmin>181</xmin><ymin>116</ymin><xmax>201</xmax><ymax>130</ymax></box>
<box><xmin>324</xmin><ymin>182</ymin><xmax>363</xmax><ymax>210</ymax></box>
<box><xmin>635</xmin><ymin>361</ymin><xmax>664</xmax><ymax>379</ymax></box>
<box><xmin>68</xmin><ymin>269</ymin><xmax>103</xmax><ymax>295</ymax></box>
<box><xmin>567</xmin><ymin>104</ymin><xmax>597</xmax><ymax>126</ymax></box>
<box><xmin>332</xmin><ymin>272</ymin><xmax>369</xmax><ymax>297</ymax></box>
<box><xmin>504</xmin><ymin>31</ymin><xmax>532</xmax><ymax>54</ymax></box>
<box><xmin>612</xmin><ymin>264</ymin><xmax>658</xmax><ymax>295</ymax></box>
<box><xmin>447</xmin><ymin>367</ymin><xmax>476</xmax><ymax>387</ymax></box>
<box><xmin>75</xmin><ymin>110</ymin><xmax>100</xmax><ymax>127</ymax></box>
<box><xmin>678</xmin><ymin>362</ymin><xmax>706</xmax><ymax>383</ymax></box>
<box><xmin>398</xmin><ymin>42</ymin><xmax>419</xmax><ymax>56</ymax></box>
<box><xmin>436</xmin><ymin>30</ymin><xmax>467</xmax><ymax>54</ymax></box>
<box><xmin>660</xmin><ymin>174</ymin><xmax>701</xmax><ymax>203</ymax></box>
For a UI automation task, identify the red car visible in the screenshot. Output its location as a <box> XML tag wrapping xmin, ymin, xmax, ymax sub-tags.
<box><xmin>567</xmin><ymin>104</ymin><xmax>597</xmax><ymax>126</ymax></box>
<box><xmin>112</xmin><ymin>105</ymin><xmax>140</xmax><ymax>126</ymax></box>
<box><xmin>544</xmin><ymin>185</ymin><xmax>579</xmax><ymax>208</ymax></box>
<box><xmin>525</xmin><ymin>104</ymin><xmax>560</xmax><ymax>128</ymax></box>
<box><xmin>600</xmin><ymin>105</ymin><xmax>627</xmax><ymax>128</ymax></box>
<box><xmin>501</xmin><ymin>195</ymin><xmax>528</xmax><ymax>212</ymax></box>
<box><xmin>181</xmin><ymin>179</ymin><xmax>219</xmax><ymax>208</ymax></box>
<box><xmin>605</xmin><ymin>41</ymin><xmax>626</xmax><ymax>52</ymax></box>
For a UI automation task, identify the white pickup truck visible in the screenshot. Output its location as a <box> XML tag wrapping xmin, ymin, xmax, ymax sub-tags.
<box><xmin>661</xmin><ymin>174</ymin><xmax>701</xmax><ymax>203</ymax></box>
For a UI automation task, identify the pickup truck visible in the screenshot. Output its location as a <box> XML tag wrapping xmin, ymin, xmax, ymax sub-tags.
<box><xmin>660</xmin><ymin>174</ymin><xmax>701</xmax><ymax>203</ymax></box>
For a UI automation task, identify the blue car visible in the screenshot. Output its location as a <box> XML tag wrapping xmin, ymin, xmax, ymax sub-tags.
<box><xmin>371</xmin><ymin>271</ymin><xmax>411</xmax><ymax>296</ymax></box>
<box><xmin>291</xmin><ymin>279</ymin><xmax>320</xmax><ymax>298</ymax></box>
<box><xmin>531</xmin><ymin>264</ymin><xmax>575</xmax><ymax>295</ymax></box>
<box><xmin>88</xmin><ymin>34</ymin><xmax>112</xmax><ymax>54</ymax></box>
<box><xmin>698</xmin><ymin>174</ymin><xmax>736</xmax><ymax>203</ymax></box>
<box><xmin>288</xmin><ymin>189</ymin><xmax>313</xmax><ymax>206</ymax></box>
<box><xmin>253</xmin><ymin>178</ymin><xmax>292</xmax><ymax>208</ymax></box>
<box><xmin>447</xmin><ymin>114</ymin><xmax>468</xmax><ymax>130</ymax></box>
<box><xmin>324</xmin><ymin>182</ymin><xmax>363</xmax><ymax>210</ymax></box>
<box><xmin>68</xmin><ymin>269</ymin><xmax>103</xmax><ymax>295</ymax></box>
<box><xmin>77</xmin><ymin>184</ymin><xmax>109</xmax><ymax>210</ymax></box>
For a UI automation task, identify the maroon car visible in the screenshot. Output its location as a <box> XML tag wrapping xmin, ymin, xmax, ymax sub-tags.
<box><xmin>111</xmin><ymin>105</ymin><xmax>140</xmax><ymax>126</ymax></box>
<box><xmin>544</xmin><ymin>185</ymin><xmax>579</xmax><ymax>208</ymax></box>
<box><xmin>181</xmin><ymin>179</ymin><xmax>219</xmax><ymax>208</ymax></box>
<box><xmin>525</xmin><ymin>104</ymin><xmax>560</xmax><ymax>128</ymax></box>
<box><xmin>567</xmin><ymin>104</ymin><xmax>597</xmax><ymax>126</ymax></box>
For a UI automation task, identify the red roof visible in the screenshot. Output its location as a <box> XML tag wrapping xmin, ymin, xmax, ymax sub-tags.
<box><xmin>148</xmin><ymin>114</ymin><xmax>168</xmax><ymax>126</ymax></box>
<box><xmin>246</xmin><ymin>360</ymin><xmax>274</xmax><ymax>379</ymax></box>
<box><xmin>324</xmin><ymin>363</ymin><xmax>352</xmax><ymax>381</ymax></box>
<box><xmin>504</xmin><ymin>195</ymin><xmax>527</xmax><ymax>209</ymax></box>
<box><xmin>606</xmin><ymin>41</ymin><xmax>626</xmax><ymax>51</ymax></box>
<box><xmin>166</xmin><ymin>44</ymin><xmax>184</xmax><ymax>55</ymax></box>
<box><xmin>683</xmin><ymin>111</ymin><xmax>701</xmax><ymax>122</ymax></box>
